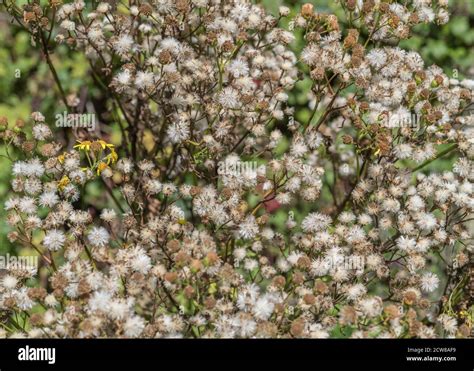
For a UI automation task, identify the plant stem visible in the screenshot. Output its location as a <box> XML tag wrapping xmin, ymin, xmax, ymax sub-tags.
<box><xmin>412</xmin><ymin>144</ymin><xmax>457</xmax><ymax>172</ymax></box>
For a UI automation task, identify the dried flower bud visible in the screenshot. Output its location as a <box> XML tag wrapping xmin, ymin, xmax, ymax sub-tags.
<box><xmin>301</xmin><ymin>3</ymin><xmax>314</xmax><ymax>18</ymax></box>
<box><xmin>139</xmin><ymin>3</ymin><xmax>153</xmax><ymax>16</ymax></box>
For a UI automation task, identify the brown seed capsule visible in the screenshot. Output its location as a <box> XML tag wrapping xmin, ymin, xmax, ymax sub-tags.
<box><xmin>418</xmin><ymin>298</ymin><xmax>430</xmax><ymax>309</ymax></box>
<box><xmin>190</xmin><ymin>186</ymin><xmax>201</xmax><ymax>196</ymax></box>
<box><xmin>409</xmin><ymin>13</ymin><xmax>419</xmax><ymax>24</ymax></box>
<box><xmin>7</xmin><ymin>231</ymin><xmax>19</xmax><ymax>242</ymax></box>
<box><xmin>342</xmin><ymin>135</ymin><xmax>353</xmax><ymax>144</ymax></box>
<box><xmin>204</xmin><ymin>296</ymin><xmax>216</xmax><ymax>310</ymax></box>
<box><xmin>78</xmin><ymin>278</ymin><xmax>92</xmax><ymax>296</ymax></box>
<box><xmin>23</xmin><ymin>11</ymin><xmax>36</xmax><ymax>23</ymax></box>
<box><xmin>85</xmin><ymin>141</ymin><xmax>100</xmax><ymax>153</ymax></box>
<box><xmin>362</xmin><ymin>0</ymin><xmax>375</xmax><ymax>14</ymax></box>
<box><xmin>306</xmin><ymin>32</ymin><xmax>321</xmax><ymax>43</ymax></box>
<box><xmin>422</xmin><ymin>102</ymin><xmax>432</xmax><ymax>113</ymax></box>
<box><xmin>435</xmin><ymin>75</ymin><xmax>444</xmax><ymax>86</ymax></box>
<box><xmin>29</xmin><ymin>313</ymin><xmax>43</xmax><ymax>326</ymax></box>
<box><xmin>272</xmin><ymin>275</ymin><xmax>286</xmax><ymax>288</ymax></box>
<box><xmin>222</xmin><ymin>40</ymin><xmax>234</xmax><ymax>53</ymax></box>
<box><xmin>346</xmin><ymin>0</ymin><xmax>356</xmax><ymax>11</ymax></box>
<box><xmin>327</xmin><ymin>15</ymin><xmax>339</xmax><ymax>31</ymax></box>
<box><xmin>399</xmin><ymin>26</ymin><xmax>410</xmax><ymax>39</ymax></box>
<box><xmin>257</xmin><ymin>214</ymin><xmax>269</xmax><ymax>225</ymax></box>
<box><xmin>166</xmin><ymin>239</ymin><xmax>180</xmax><ymax>252</ymax></box>
<box><xmin>237</xmin><ymin>31</ymin><xmax>248</xmax><ymax>42</ymax></box>
<box><xmin>256</xmin><ymin>100</ymin><xmax>269</xmax><ymax>111</ymax></box>
<box><xmin>28</xmin><ymin>287</ymin><xmax>47</xmax><ymax>300</ymax></box>
<box><xmin>351</xmin><ymin>56</ymin><xmax>362</xmax><ymax>68</ymax></box>
<box><xmin>159</xmin><ymin>50</ymin><xmax>172</xmax><ymax>65</ymax></box>
<box><xmin>375</xmin><ymin>132</ymin><xmax>391</xmax><ymax>156</ymax></box>
<box><xmin>384</xmin><ymin>304</ymin><xmax>400</xmax><ymax>319</ymax></box>
<box><xmin>175</xmin><ymin>0</ymin><xmax>189</xmax><ymax>13</ymax></box>
<box><xmin>206</xmin><ymin>251</ymin><xmax>219</xmax><ymax>265</ymax></box>
<box><xmin>348</xmin><ymin>28</ymin><xmax>359</xmax><ymax>40</ymax></box>
<box><xmin>420</xmin><ymin>89</ymin><xmax>430</xmax><ymax>100</ymax></box>
<box><xmin>51</xmin><ymin>287</ymin><xmax>65</xmax><ymax>299</ymax></box>
<box><xmin>4</xmin><ymin>297</ymin><xmax>15</xmax><ymax>309</ymax></box>
<box><xmin>408</xmin><ymin>319</ymin><xmax>422</xmax><ymax>337</ymax></box>
<box><xmin>359</xmin><ymin>101</ymin><xmax>369</xmax><ymax>112</ymax></box>
<box><xmin>290</xmin><ymin>318</ymin><xmax>305</xmax><ymax>337</ymax></box>
<box><xmin>441</xmin><ymin>124</ymin><xmax>452</xmax><ymax>134</ymax></box>
<box><xmin>175</xmin><ymin>251</ymin><xmax>191</xmax><ymax>266</ymax></box>
<box><xmin>22</xmin><ymin>140</ymin><xmax>35</xmax><ymax>153</ymax></box>
<box><xmin>458</xmin><ymin>324</ymin><xmax>471</xmax><ymax>338</ymax></box>
<box><xmin>293</xmin><ymin>271</ymin><xmax>305</xmax><ymax>285</ymax></box>
<box><xmin>406</xmin><ymin>308</ymin><xmax>417</xmax><ymax>320</ymax></box>
<box><xmin>32</xmin><ymin>5</ymin><xmax>43</xmax><ymax>16</ymax></box>
<box><xmin>389</xmin><ymin>14</ymin><xmax>400</xmax><ymax>28</ymax></box>
<box><xmin>241</xmin><ymin>94</ymin><xmax>254</xmax><ymax>105</ymax></box>
<box><xmin>314</xmin><ymin>280</ymin><xmax>328</xmax><ymax>294</ymax></box>
<box><xmin>40</xmin><ymin>17</ymin><xmax>49</xmax><ymax>27</ymax></box>
<box><xmin>190</xmin><ymin>259</ymin><xmax>202</xmax><ymax>272</ymax></box>
<box><xmin>403</xmin><ymin>290</ymin><xmax>418</xmax><ymax>306</ymax></box>
<box><xmin>274</xmin><ymin>303</ymin><xmax>285</xmax><ymax>314</ymax></box>
<box><xmin>51</xmin><ymin>273</ymin><xmax>67</xmax><ymax>290</ymax></box>
<box><xmin>343</xmin><ymin>35</ymin><xmax>356</xmax><ymax>49</ymax></box>
<box><xmin>426</xmin><ymin>113</ymin><xmax>437</xmax><ymax>124</ymax></box>
<box><xmin>49</xmin><ymin>0</ymin><xmax>63</xmax><ymax>8</ymax></box>
<box><xmin>414</xmin><ymin>70</ymin><xmax>426</xmax><ymax>83</ymax></box>
<box><xmin>301</xmin><ymin>3</ymin><xmax>314</xmax><ymax>18</ymax></box>
<box><xmin>164</xmin><ymin>272</ymin><xmax>178</xmax><ymax>283</ymax></box>
<box><xmin>379</xmin><ymin>3</ymin><xmax>389</xmax><ymax>13</ymax></box>
<box><xmin>340</xmin><ymin>305</ymin><xmax>358</xmax><ymax>324</ymax></box>
<box><xmin>206</xmin><ymin>31</ymin><xmax>217</xmax><ymax>44</ymax></box>
<box><xmin>297</xmin><ymin>256</ymin><xmax>311</xmax><ymax>269</ymax></box>
<box><xmin>303</xmin><ymin>293</ymin><xmax>316</xmax><ymax>305</ymax></box>
<box><xmin>40</xmin><ymin>143</ymin><xmax>56</xmax><ymax>157</ymax></box>
<box><xmin>184</xmin><ymin>285</ymin><xmax>195</xmax><ymax>299</ymax></box>
<box><xmin>460</xmin><ymin>88</ymin><xmax>471</xmax><ymax>100</ymax></box>
<box><xmin>352</xmin><ymin>43</ymin><xmax>365</xmax><ymax>58</ymax></box>
<box><xmin>310</xmin><ymin>66</ymin><xmax>325</xmax><ymax>81</ymax></box>
<box><xmin>139</xmin><ymin>3</ymin><xmax>153</xmax><ymax>16</ymax></box>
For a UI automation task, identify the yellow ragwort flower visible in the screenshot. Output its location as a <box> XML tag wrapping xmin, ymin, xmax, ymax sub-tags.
<box><xmin>105</xmin><ymin>149</ymin><xmax>118</xmax><ymax>165</ymax></box>
<box><xmin>97</xmin><ymin>161</ymin><xmax>109</xmax><ymax>175</ymax></box>
<box><xmin>57</xmin><ymin>153</ymin><xmax>66</xmax><ymax>164</ymax></box>
<box><xmin>74</xmin><ymin>140</ymin><xmax>92</xmax><ymax>151</ymax></box>
<box><xmin>58</xmin><ymin>175</ymin><xmax>70</xmax><ymax>191</ymax></box>
<box><xmin>96</xmin><ymin>139</ymin><xmax>115</xmax><ymax>150</ymax></box>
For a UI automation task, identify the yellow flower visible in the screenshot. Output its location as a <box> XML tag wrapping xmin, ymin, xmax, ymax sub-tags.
<box><xmin>96</xmin><ymin>140</ymin><xmax>115</xmax><ymax>150</ymax></box>
<box><xmin>57</xmin><ymin>153</ymin><xmax>66</xmax><ymax>164</ymax></box>
<box><xmin>97</xmin><ymin>161</ymin><xmax>109</xmax><ymax>175</ymax></box>
<box><xmin>73</xmin><ymin>139</ymin><xmax>118</xmax><ymax>176</ymax></box>
<box><xmin>74</xmin><ymin>140</ymin><xmax>92</xmax><ymax>151</ymax></box>
<box><xmin>105</xmin><ymin>149</ymin><xmax>118</xmax><ymax>165</ymax></box>
<box><xmin>58</xmin><ymin>176</ymin><xmax>70</xmax><ymax>190</ymax></box>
